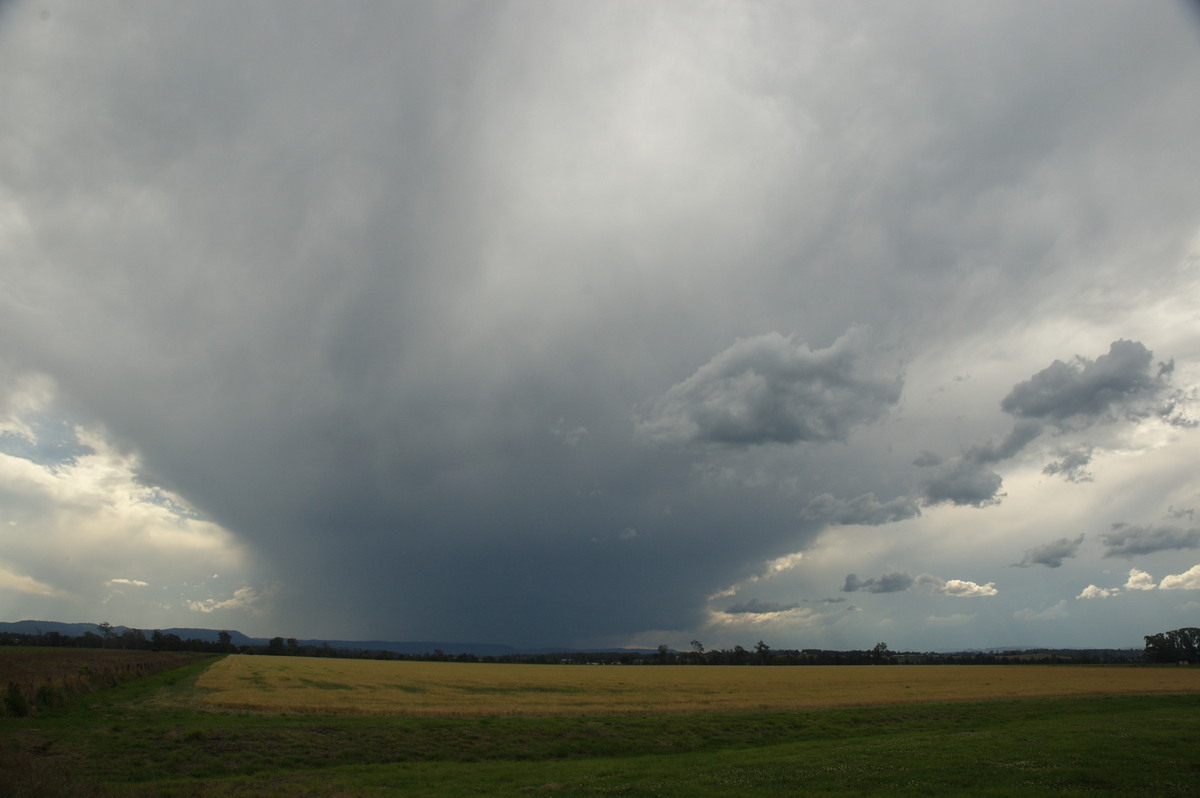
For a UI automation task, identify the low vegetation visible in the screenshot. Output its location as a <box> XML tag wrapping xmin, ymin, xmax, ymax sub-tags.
<box><xmin>196</xmin><ymin>655</ymin><xmax>1200</xmax><ymax>716</ymax></box>
<box><xmin>0</xmin><ymin>648</ymin><xmax>212</xmax><ymax>718</ymax></box>
<box><xmin>2</xmin><ymin>650</ymin><xmax>1199</xmax><ymax>795</ymax></box>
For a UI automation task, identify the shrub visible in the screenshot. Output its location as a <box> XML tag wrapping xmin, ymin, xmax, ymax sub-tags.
<box><xmin>4</xmin><ymin>682</ymin><xmax>31</xmax><ymax>717</ymax></box>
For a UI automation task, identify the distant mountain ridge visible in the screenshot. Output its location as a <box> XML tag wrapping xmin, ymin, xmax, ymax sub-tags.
<box><xmin>0</xmin><ymin>619</ymin><xmax>567</xmax><ymax>656</ymax></box>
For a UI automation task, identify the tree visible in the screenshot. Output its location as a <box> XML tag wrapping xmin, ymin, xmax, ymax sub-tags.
<box><xmin>217</xmin><ymin>631</ymin><xmax>234</xmax><ymax>652</ymax></box>
<box><xmin>1144</xmin><ymin>627</ymin><xmax>1200</xmax><ymax>663</ymax></box>
<box><xmin>754</xmin><ymin>640</ymin><xmax>771</xmax><ymax>665</ymax></box>
<box><xmin>872</xmin><ymin>641</ymin><xmax>891</xmax><ymax>662</ymax></box>
<box><xmin>97</xmin><ymin>622</ymin><xmax>116</xmax><ymax>649</ymax></box>
<box><xmin>267</xmin><ymin>636</ymin><xmax>286</xmax><ymax>655</ymax></box>
<box><xmin>120</xmin><ymin>628</ymin><xmax>147</xmax><ymax>650</ymax></box>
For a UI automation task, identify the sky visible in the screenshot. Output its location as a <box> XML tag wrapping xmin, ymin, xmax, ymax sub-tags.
<box><xmin>2</xmin><ymin>1</ymin><xmax>1200</xmax><ymax>652</ymax></box>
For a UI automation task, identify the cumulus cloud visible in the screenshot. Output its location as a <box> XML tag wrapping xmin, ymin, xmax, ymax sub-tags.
<box><xmin>1076</xmin><ymin>584</ymin><xmax>1119</xmax><ymax>599</ymax></box>
<box><xmin>1124</xmin><ymin>568</ymin><xmax>1158</xmax><ymax>591</ymax></box>
<box><xmin>916</xmin><ymin>574</ymin><xmax>999</xmax><ymax>597</ymax></box>
<box><xmin>1101</xmin><ymin>523</ymin><xmax>1200</xmax><ymax>558</ymax></box>
<box><xmin>1042</xmin><ymin>445</ymin><xmax>1094</xmax><ymax>482</ymax></box>
<box><xmin>1015</xmin><ymin>600</ymin><xmax>1069</xmax><ymax>620</ymax></box>
<box><xmin>1159</xmin><ymin>564</ymin><xmax>1200</xmax><ymax>590</ymax></box>
<box><xmin>843</xmin><ymin>572</ymin><xmax>997</xmax><ymax>597</ymax></box>
<box><xmin>919</xmin><ymin>341</ymin><xmax>1185</xmax><ymax>510</ymax></box>
<box><xmin>919</xmin><ymin>461</ymin><xmax>1005</xmax><ymax>507</ymax></box>
<box><xmin>638</xmin><ymin>328</ymin><xmax>902</xmax><ymax>448</ymax></box>
<box><xmin>185</xmin><ymin>586</ymin><xmax>268</xmax><ymax>615</ymax></box>
<box><xmin>804</xmin><ymin>492</ymin><xmax>921</xmax><ymax>526</ymax></box>
<box><xmin>918</xmin><ymin>421</ymin><xmax>1047</xmax><ymax>508</ymax></box>
<box><xmin>1000</xmin><ymin>340</ymin><xmax>1165</xmax><ymax>423</ymax></box>
<box><xmin>1013</xmin><ymin>534</ymin><xmax>1085</xmax><ymax>568</ymax></box>
<box><xmin>842</xmin><ymin>572</ymin><xmax>915</xmax><ymax>594</ymax></box>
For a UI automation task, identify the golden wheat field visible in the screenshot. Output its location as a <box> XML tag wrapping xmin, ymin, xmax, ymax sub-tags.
<box><xmin>193</xmin><ymin>656</ymin><xmax>1200</xmax><ymax>716</ymax></box>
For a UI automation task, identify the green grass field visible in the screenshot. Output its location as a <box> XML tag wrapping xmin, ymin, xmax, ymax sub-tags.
<box><xmin>3</xmin><ymin>653</ymin><xmax>1199</xmax><ymax>796</ymax></box>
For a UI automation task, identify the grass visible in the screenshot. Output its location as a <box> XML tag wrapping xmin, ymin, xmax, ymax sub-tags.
<box><xmin>3</xmin><ymin>654</ymin><xmax>1199</xmax><ymax>795</ymax></box>
<box><xmin>193</xmin><ymin>656</ymin><xmax>1200</xmax><ymax>715</ymax></box>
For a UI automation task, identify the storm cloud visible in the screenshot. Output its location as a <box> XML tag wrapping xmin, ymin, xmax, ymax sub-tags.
<box><xmin>1</xmin><ymin>1</ymin><xmax>1199</xmax><ymax>653</ymax></box>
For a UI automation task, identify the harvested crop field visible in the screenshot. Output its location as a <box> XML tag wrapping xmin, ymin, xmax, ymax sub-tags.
<box><xmin>195</xmin><ymin>656</ymin><xmax>1200</xmax><ymax>716</ymax></box>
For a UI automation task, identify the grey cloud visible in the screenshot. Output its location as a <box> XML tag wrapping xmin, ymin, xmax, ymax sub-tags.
<box><xmin>1101</xmin><ymin>523</ymin><xmax>1200</xmax><ymax>559</ymax></box>
<box><xmin>724</xmin><ymin>598</ymin><xmax>800</xmax><ymax>615</ymax></box>
<box><xmin>963</xmin><ymin>421</ymin><xmax>1043</xmax><ymax>465</ymax></box>
<box><xmin>843</xmin><ymin>572</ymin><xmax>998</xmax><ymax>597</ymax></box>
<box><xmin>1013</xmin><ymin>534</ymin><xmax>1085</xmax><ymax>568</ymax></box>
<box><xmin>917</xmin><ymin>421</ymin><xmax>1040</xmax><ymax>508</ymax></box>
<box><xmin>805</xmin><ymin>492</ymin><xmax>921</xmax><ymax>526</ymax></box>
<box><xmin>912</xmin><ymin>450</ymin><xmax>944</xmax><ymax>468</ymax></box>
<box><xmin>1000</xmin><ymin>340</ymin><xmax>1163</xmax><ymax>422</ymax></box>
<box><xmin>842</xmin><ymin>572</ymin><xmax>915</xmax><ymax>594</ymax></box>
<box><xmin>638</xmin><ymin>328</ymin><xmax>902</xmax><ymax>448</ymax></box>
<box><xmin>1042</xmin><ymin>446</ymin><xmax>1094</xmax><ymax>482</ymax></box>
<box><xmin>920</xmin><ymin>461</ymin><xmax>1004</xmax><ymax>507</ymax></box>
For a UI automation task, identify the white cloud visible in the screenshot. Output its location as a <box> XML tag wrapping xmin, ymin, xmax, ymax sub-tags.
<box><xmin>185</xmin><ymin>585</ymin><xmax>268</xmax><ymax>615</ymax></box>
<box><xmin>916</xmin><ymin>574</ymin><xmax>999</xmax><ymax>597</ymax></box>
<box><xmin>708</xmin><ymin>550</ymin><xmax>807</xmax><ymax>601</ymax></box>
<box><xmin>1076</xmin><ymin>584</ymin><xmax>1119</xmax><ymax>599</ymax></box>
<box><xmin>106</xmin><ymin>578</ymin><xmax>150</xmax><ymax>588</ymax></box>
<box><xmin>1159</xmin><ymin>564</ymin><xmax>1200</xmax><ymax>590</ymax></box>
<box><xmin>1124</xmin><ymin>568</ymin><xmax>1158</xmax><ymax>591</ymax></box>
<box><xmin>706</xmin><ymin>604</ymin><xmax>825</xmax><ymax>629</ymax></box>
<box><xmin>757</xmin><ymin>552</ymin><xmax>804</xmax><ymax>580</ymax></box>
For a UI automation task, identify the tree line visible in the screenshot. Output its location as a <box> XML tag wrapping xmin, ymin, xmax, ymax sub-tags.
<box><xmin>1</xmin><ymin>625</ymin><xmax>1170</xmax><ymax>665</ymax></box>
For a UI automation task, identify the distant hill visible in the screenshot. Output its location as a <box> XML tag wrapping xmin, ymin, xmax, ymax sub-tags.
<box><xmin>0</xmin><ymin>620</ymin><xmax>549</xmax><ymax>656</ymax></box>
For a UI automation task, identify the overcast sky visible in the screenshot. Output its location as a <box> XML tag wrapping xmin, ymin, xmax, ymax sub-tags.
<box><xmin>2</xmin><ymin>1</ymin><xmax>1200</xmax><ymax>652</ymax></box>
